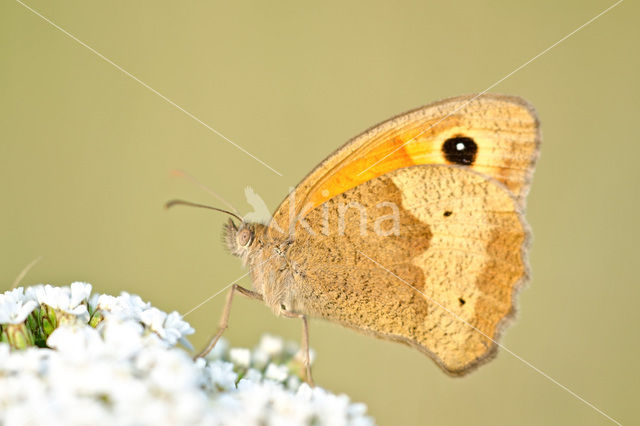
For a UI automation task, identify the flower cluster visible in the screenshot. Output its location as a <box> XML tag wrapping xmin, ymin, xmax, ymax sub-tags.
<box><xmin>0</xmin><ymin>283</ymin><xmax>374</xmax><ymax>426</ymax></box>
<box><xmin>0</xmin><ymin>283</ymin><xmax>194</xmax><ymax>351</ymax></box>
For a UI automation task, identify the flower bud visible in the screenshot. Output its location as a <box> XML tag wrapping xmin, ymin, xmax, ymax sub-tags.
<box><xmin>41</xmin><ymin>304</ymin><xmax>58</xmax><ymax>335</ymax></box>
<box><xmin>4</xmin><ymin>323</ymin><xmax>35</xmax><ymax>349</ymax></box>
<box><xmin>89</xmin><ymin>310</ymin><xmax>104</xmax><ymax>328</ymax></box>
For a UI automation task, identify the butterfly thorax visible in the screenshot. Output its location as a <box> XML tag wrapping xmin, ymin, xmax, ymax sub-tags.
<box><xmin>224</xmin><ymin>219</ymin><xmax>296</xmax><ymax>315</ymax></box>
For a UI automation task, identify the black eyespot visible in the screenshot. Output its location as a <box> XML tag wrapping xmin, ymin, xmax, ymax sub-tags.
<box><xmin>280</xmin><ymin>304</ymin><xmax>287</xmax><ymax>311</ymax></box>
<box><xmin>442</xmin><ymin>136</ymin><xmax>478</xmax><ymax>165</ymax></box>
<box><xmin>458</xmin><ymin>297</ymin><xmax>466</xmax><ymax>306</ymax></box>
<box><xmin>443</xmin><ymin>211</ymin><xmax>452</xmax><ymax>217</ymax></box>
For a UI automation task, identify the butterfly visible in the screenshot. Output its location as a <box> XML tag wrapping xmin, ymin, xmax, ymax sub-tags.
<box><xmin>170</xmin><ymin>94</ymin><xmax>540</xmax><ymax>384</ymax></box>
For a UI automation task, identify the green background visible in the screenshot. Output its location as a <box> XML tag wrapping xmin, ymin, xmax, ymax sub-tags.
<box><xmin>1</xmin><ymin>1</ymin><xmax>637</xmax><ymax>424</ymax></box>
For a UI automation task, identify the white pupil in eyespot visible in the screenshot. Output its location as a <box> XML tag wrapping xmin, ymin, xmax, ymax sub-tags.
<box><xmin>456</xmin><ymin>142</ymin><xmax>465</xmax><ymax>151</ymax></box>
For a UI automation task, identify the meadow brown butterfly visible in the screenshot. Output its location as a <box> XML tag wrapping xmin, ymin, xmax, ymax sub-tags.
<box><xmin>169</xmin><ymin>94</ymin><xmax>540</xmax><ymax>385</ymax></box>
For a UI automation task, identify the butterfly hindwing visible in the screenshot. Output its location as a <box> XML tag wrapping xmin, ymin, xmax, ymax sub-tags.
<box><xmin>285</xmin><ymin>165</ymin><xmax>528</xmax><ymax>375</ymax></box>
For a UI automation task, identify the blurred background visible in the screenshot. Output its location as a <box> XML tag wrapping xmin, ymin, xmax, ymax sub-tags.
<box><xmin>1</xmin><ymin>1</ymin><xmax>637</xmax><ymax>424</ymax></box>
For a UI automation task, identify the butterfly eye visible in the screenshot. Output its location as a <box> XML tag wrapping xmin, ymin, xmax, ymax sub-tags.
<box><xmin>236</xmin><ymin>228</ymin><xmax>253</xmax><ymax>247</ymax></box>
<box><xmin>442</xmin><ymin>136</ymin><xmax>478</xmax><ymax>165</ymax></box>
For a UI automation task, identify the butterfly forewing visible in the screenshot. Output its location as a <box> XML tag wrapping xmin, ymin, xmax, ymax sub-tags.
<box><xmin>269</xmin><ymin>94</ymin><xmax>539</xmax><ymax>239</ymax></box>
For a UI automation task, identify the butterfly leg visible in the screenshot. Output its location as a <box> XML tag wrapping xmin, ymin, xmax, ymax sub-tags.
<box><xmin>299</xmin><ymin>315</ymin><xmax>315</xmax><ymax>387</ymax></box>
<box><xmin>193</xmin><ymin>284</ymin><xmax>263</xmax><ymax>360</ymax></box>
<box><xmin>282</xmin><ymin>311</ymin><xmax>314</xmax><ymax>386</ymax></box>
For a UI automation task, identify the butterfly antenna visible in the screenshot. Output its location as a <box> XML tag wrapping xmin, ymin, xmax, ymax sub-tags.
<box><xmin>165</xmin><ymin>199</ymin><xmax>244</xmax><ymax>222</ymax></box>
<box><xmin>12</xmin><ymin>256</ymin><xmax>43</xmax><ymax>289</ymax></box>
<box><xmin>170</xmin><ymin>169</ymin><xmax>241</xmax><ymax>215</ymax></box>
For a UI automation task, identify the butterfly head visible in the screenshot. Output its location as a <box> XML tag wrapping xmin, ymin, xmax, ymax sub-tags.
<box><xmin>223</xmin><ymin>218</ymin><xmax>260</xmax><ymax>259</ymax></box>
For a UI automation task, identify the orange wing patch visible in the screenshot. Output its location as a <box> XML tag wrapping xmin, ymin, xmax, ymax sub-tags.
<box><xmin>270</xmin><ymin>94</ymin><xmax>539</xmax><ymax>236</ymax></box>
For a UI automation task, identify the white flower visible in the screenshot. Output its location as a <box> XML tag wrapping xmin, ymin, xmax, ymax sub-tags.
<box><xmin>24</xmin><ymin>284</ymin><xmax>43</xmax><ymax>303</ymax></box>
<box><xmin>258</xmin><ymin>334</ymin><xmax>285</xmax><ymax>356</ymax></box>
<box><xmin>32</xmin><ymin>284</ymin><xmax>89</xmax><ymax>318</ymax></box>
<box><xmin>0</xmin><ymin>284</ymin><xmax>374</xmax><ymax>425</ymax></box>
<box><xmin>251</xmin><ymin>346</ymin><xmax>270</xmax><ymax>370</ymax></box>
<box><xmin>96</xmin><ymin>294</ymin><xmax>194</xmax><ymax>348</ymax></box>
<box><xmin>69</xmin><ymin>282</ymin><xmax>92</xmax><ymax>307</ymax></box>
<box><xmin>242</xmin><ymin>368</ymin><xmax>264</xmax><ymax>383</ymax></box>
<box><xmin>136</xmin><ymin>346</ymin><xmax>202</xmax><ymax>393</ymax></box>
<box><xmin>97</xmin><ymin>292</ymin><xmax>150</xmax><ymax>320</ymax></box>
<box><xmin>95</xmin><ymin>294</ymin><xmax>118</xmax><ymax>311</ymax></box>
<box><xmin>139</xmin><ymin>307</ymin><xmax>167</xmax><ymax>337</ymax></box>
<box><xmin>286</xmin><ymin>375</ymin><xmax>301</xmax><ymax>390</ymax></box>
<box><xmin>163</xmin><ymin>311</ymin><xmax>195</xmax><ymax>348</ymax></box>
<box><xmin>47</xmin><ymin>324</ymin><xmax>104</xmax><ymax>361</ymax></box>
<box><xmin>229</xmin><ymin>348</ymin><xmax>251</xmax><ymax>368</ymax></box>
<box><xmin>0</xmin><ymin>345</ymin><xmax>51</xmax><ymax>375</ymax></box>
<box><xmin>205</xmin><ymin>360</ymin><xmax>238</xmax><ymax>391</ymax></box>
<box><xmin>0</xmin><ymin>288</ymin><xmax>37</xmax><ymax>324</ymax></box>
<box><xmin>1</xmin><ymin>287</ymin><xmax>27</xmax><ymax>302</ymax></box>
<box><xmin>264</xmin><ymin>363</ymin><xmax>289</xmax><ymax>382</ymax></box>
<box><xmin>88</xmin><ymin>292</ymin><xmax>100</xmax><ymax>312</ymax></box>
<box><xmin>99</xmin><ymin>318</ymin><xmax>146</xmax><ymax>358</ymax></box>
<box><xmin>251</xmin><ymin>334</ymin><xmax>287</xmax><ymax>371</ymax></box>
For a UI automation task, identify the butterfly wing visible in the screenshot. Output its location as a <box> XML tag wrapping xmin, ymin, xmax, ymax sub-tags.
<box><xmin>269</xmin><ymin>94</ymin><xmax>539</xmax><ymax>237</ymax></box>
<box><xmin>285</xmin><ymin>165</ymin><xmax>528</xmax><ymax>375</ymax></box>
